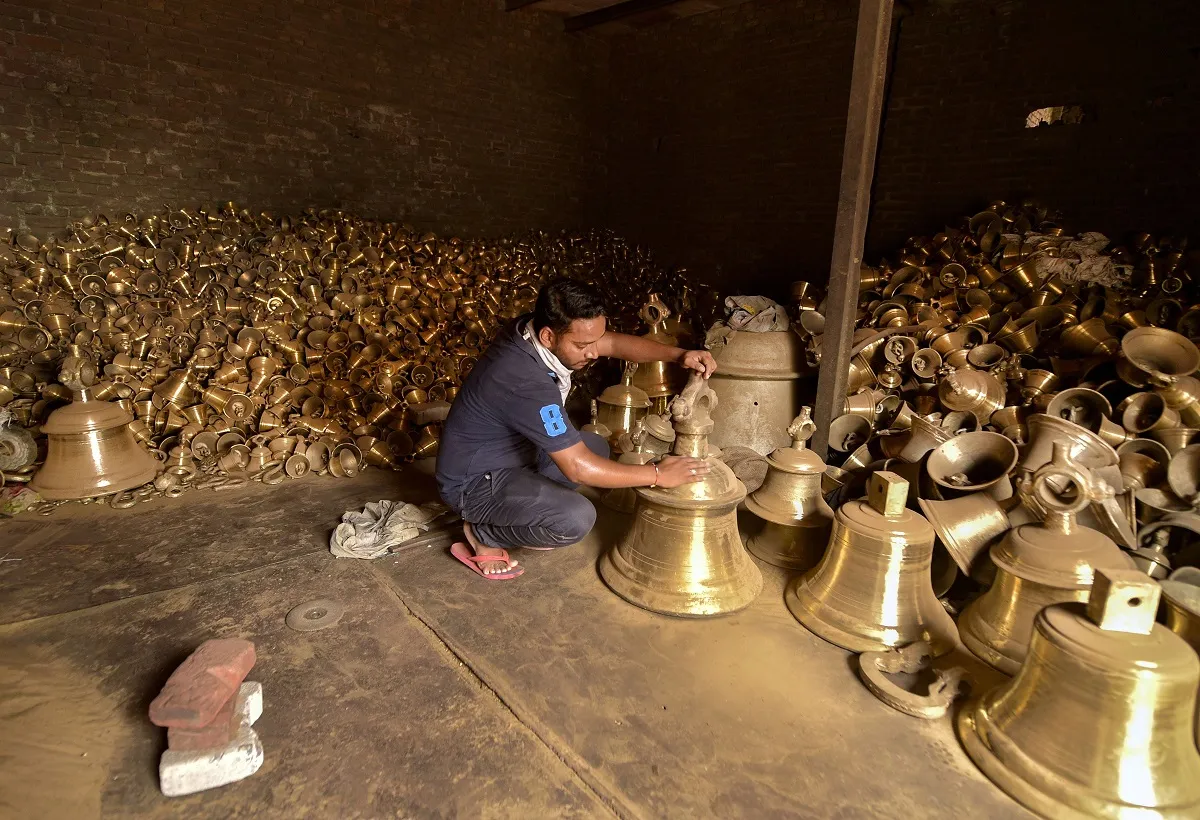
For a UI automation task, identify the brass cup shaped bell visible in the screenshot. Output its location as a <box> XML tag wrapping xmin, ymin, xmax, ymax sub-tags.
<box><xmin>958</xmin><ymin>570</ymin><xmax>1200</xmax><ymax>819</ymax></box>
<box><xmin>896</xmin><ymin>414</ymin><xmax>952</xmax><ymax>463</ymax></box>
<box><xmin>1020</xmin><ymin>413</ymin><xmax>1118</xmax><ymax>474</ymax></box>
<box><xmin>1120</xmin><ymin>326</ymin><xmax>1200</xmax><ymax>384</ymax></box>
<box><xmin>938</xmin><ymin>368</ymin><xmax>1004</xmax><ymax>424</ymax></box>
<box><xmin>910</xmin><ymin>348</ymin><xmax>942</xmax><ymax>379</ymax></box>
<box><xmin>785</xmin><ymin>471</ymin><xmax>958</xmax><ymax>655</ymax></box>
<box><xmin>600</xmin><ymin>375</ymin><xmax>762</xmax><ymax>617</ymax></box>
<box><xmin>925</xmin><ymin>431</ymin><xmax>1018</xmax><ymax>498</ymax></box>
<box><xmin>828</xmin><ymin>414</ymin><xmax>871</xmax><ymax>453</ymax></box>
<box><xmin>918</xmin><ymin>492</ymin><xmax>1012</xmax><ymax>579</ymax></box>
<box><xmin>958</xmin><ymin>445</ymin><xmax>1134</xmax><ymax>675</ymax></box>
<box><xmin>994</xmin><ymin>317</ymin><xmax>1039</xmax><ymax>354</ymax></box>
<box><xmin>744</xmin><ymin>408</ymin><xmax>835</xmax><ymax>571</ymax></box>
<box><xmin>1118</xmin><ymin>391</ymin><xmax>1179</xmax><ymax>434</ymax></box>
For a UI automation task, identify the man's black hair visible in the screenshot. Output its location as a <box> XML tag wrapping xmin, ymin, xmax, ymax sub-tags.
<box><xmin>532</xmin><ymin>279</ymin><xmax>607</xmax><ymax>334</ymax></box>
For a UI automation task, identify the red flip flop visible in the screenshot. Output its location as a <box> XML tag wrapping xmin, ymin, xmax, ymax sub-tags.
<box><xmin>450</xmin><ymin>542</ymin><xmax>525</xmax><ymax>580</ymax></box>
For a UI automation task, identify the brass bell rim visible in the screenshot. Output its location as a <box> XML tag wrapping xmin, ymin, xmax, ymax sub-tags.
<box><xmin>598</xmin><ymin>539</ymin><xmax>764</xmax><ymax>618</ymax></box>
<box><xmin>743</xmin><ymin>491</ymin><xmax>829</xmax><ymax>528</ymax></box>
<box><xmin>784</xmin><ymin>577</ymin><xmax>958</xmax><ymax>656</ymax></box>
<box><xmin>744</xmin><ymin>520</ymin><xmax>829</xmax><ymax>572</ymax></box>
<box><xmin>956</xmin><ymin>601</ymin><xmax>1028</xmax><ymax>676</ymax></box>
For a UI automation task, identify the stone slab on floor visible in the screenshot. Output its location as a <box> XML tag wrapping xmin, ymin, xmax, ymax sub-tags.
<box><xmin>0</xmin><ymin>551</ymin><xmax>609</xmax><ymax>820</ymax></box>
<box><xmin>377</xmin><ymin>508</ymin><xmax>1032</xmax><ymax>820</ymax></box>
<box><xmin>0</xmin><ymin>468</ymin><xmax>439</xmax><ymax>625</ymax></box>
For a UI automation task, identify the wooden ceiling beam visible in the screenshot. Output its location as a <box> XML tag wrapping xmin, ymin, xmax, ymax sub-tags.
<box><xmin>563</xmin><ymin>0</ymin><xmax>684</xmax><ymax>32</ymax></box>
<box><xmin>505</xmin><ymin>0</ymin><xmax>547</xmax><ymax>10</ymax></box>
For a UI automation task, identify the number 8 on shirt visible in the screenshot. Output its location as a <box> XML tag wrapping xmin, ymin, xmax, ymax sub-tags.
<box><xmin>539</xmin><ymin>404</ymin><xmax>567</xmax><ymax>437</ymax></box>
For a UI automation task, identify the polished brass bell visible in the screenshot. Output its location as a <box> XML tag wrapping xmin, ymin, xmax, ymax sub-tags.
<box><xmin>29</xmin><ymin>357</ymin><xmax>159</xmax><ymax>500</ymax></box>
<box><xmin>595</xmin><ymin>361</ymin><xmax>650</xmax><ymax>449</ymax></box>
<box><xmin>629</xmin><ymin>295</ymin><xmax>685</xmax><ymax>414</ymax></box>
<box><xmin>600</xmin><ymin>374</ymin><xmax>762</xmax><ymax>616</ymax></box>
<box><xmin>958</xmin><ymin>569</ymin><xmax>1200</xmax><ymax>819</ymax></box>
<box><xmin>602</xmin><ymin>421</ymin><xmax>653</xmax><ymax>514</ymax></box>
<box><xmin>957</xmin><ymin>444</ymin><xmax>1134</xmax><ymax>675</ymax></box>
<box><xmin>785</xmin><ymin>471</ymin><xmax>958</xmax><ymax>654</ymax></box>
<box><xmin>744</xmin><ymin>407</ymin><xmax>834</xmax><ymax>571</ymax></box>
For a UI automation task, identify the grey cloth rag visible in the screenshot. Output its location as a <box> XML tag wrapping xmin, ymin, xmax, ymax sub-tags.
<box><xmin>330</xmin><ymin>500</ymin><xmax>451</xmax><ymax>559</ymax></box>
<box><xmin>724</xmin><ymin>295</ymin><xmax>790</xmax><ymax>332</ymax></box>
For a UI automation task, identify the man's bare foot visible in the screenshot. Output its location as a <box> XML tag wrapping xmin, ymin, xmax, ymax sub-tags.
<box><xmin>463</xmin><ymin>522</ymin><xmax>519</xmax><ymax>576</ymax></box>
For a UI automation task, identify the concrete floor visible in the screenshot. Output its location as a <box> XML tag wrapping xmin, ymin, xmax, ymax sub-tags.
<box><xmin>0</xmin><ymin>466</ymin><xmax>1030</xmax><ymax>819</ymax></box>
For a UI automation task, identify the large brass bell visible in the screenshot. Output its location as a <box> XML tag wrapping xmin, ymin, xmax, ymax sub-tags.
<box><xmin>958</xmin><ymin>569</ymin><xmax>1200</xmax><ymax>819</ymax></box>
<box><xmin>629</xmin><ymin>295</ymin><xmax>685</xmax><ymax>415</ymax></box>
<box><xmin>600</xmin><ymin>374</ymin><xmax>762</xmax><ymax>616</ymax></box>
<box><xmin>29</xmin><ymin>357</ymin><xmax>160</xmax><ymax>500</ymax></box>
<box><xmin>744</xmin><ymin>407</ymin><xmax>834</xmax><ymax>571</ymax></box>
<box><xmin>708</xmin><ymin>327</ymin><xmax>807</xmax><ymax>455</ymax></box>
<box><xmin>785</xmin><ymin>471</ymin><xmax>958</xmax><ymax>655</ymax></box>
<box><xmin>957</xmin><ymin>443</ymin><xmax>1134</xmax><ymax>675</ymax></box>
<box><xmin>594</xmin><ymin>361</ymin><xmax>650</xmax><ymax>449</ymax></box>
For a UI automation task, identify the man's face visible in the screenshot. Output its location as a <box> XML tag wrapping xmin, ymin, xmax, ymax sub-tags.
<box><xmin>539</xmin><ymin>317</ymin><xmax>606</xmax><ymax>371</ymax></box>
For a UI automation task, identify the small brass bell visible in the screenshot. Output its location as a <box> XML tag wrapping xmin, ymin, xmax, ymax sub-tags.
<box><xmin>600</xmin><ymin>374</ymin><xmax>762</xmax><ymax>617</ymax></box>
<box><xmin>29</xmin><ymin>356</ymin><xmax>160</xmax><ymax>500</ymax></box>
<box><xmin>958</xmin><ymin>569</ymin><xmax>1200</xmax><ymax>819</ymax></box>
<box><xmin>785</xmin><ymin>471</ymin><xmax>958</xmax><ymax>655</ymax></box>
<box><xmin>594</xmin><ymin>362</ymin><xmax>650</xmax><ymax>449</ymax></box>
<box><xmin>629</xmin><ymin>295</ymin><xmax>685</xmax><ymax>415</ymax></box>
<box><xmin>744</xmin><ymin>407</ymin><xmax>834</xmax><ymax>571</ymax></box>
<box><xmin>602</xmin><ymin>421</ymin><xmax>653</xmax><ymax>514</ymax></box>
<box><xmin>957</xmin><ymin>443</ymin><xmax>1134</xmax><ymax>675</ymax></box>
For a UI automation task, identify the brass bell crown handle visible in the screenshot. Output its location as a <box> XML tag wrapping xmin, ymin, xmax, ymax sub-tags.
<box><xmin>640</xmin><ymin>294</ymin><xmax>671</xmax><ymax>330</ymax></box>
<box><xmin>787</xmin><ymin>407</ymin><xmax>816</xmax><ymax>450</ymax></box>
<box><xmin>669</xmin><ymin>373</ymin><xmax>717</xmax><ymax>456</ymax></box>
<box><xmin>867</xmin><ymin>471</ymin><xmax>909</xmax><ymax>519</ymax></box>
<box><xmin>1028</xmin><ymin>441</ymin><xmax>1092</xmax><ymax>534</ymax></box>
<box><xmin>621</xmin><ymin>360</ymin><xmax>639</xmax><ymax>384</ymax></box>
<box><xmin>58</xmin><ymin>355</ymin><xmax>97</xmax><ymax>393</ymax></box>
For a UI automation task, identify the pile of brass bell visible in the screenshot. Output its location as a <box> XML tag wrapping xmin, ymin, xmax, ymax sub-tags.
<box><xmin>789</xmin><ymin>200</ymin><xmax>1200</xmax><ymax>597</ymax></box>
<box><xmin>0</xmin><ymin>204</ymin><xmax>697</xmax><ymax>507</ymax></box>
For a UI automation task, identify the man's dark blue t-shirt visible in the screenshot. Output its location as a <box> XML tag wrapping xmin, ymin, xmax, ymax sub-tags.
<box><xmin>435</xmin><ymin>317</ymin><xmax>582</xmax><ymax>508</ymax></box>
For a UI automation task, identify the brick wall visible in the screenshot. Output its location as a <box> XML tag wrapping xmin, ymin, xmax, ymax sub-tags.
<box><xmin>0</xmin><ymin>0</ymin><xmax>609</xmax><ymax>238</ymax></box>
<box><xmin>605</xmin><ymin>0</ymin><xmax>859</xmax><ymax>296</ymax></box>
<box><xmin>871</xmin><ymin>0</ymin><xmax>1200</xmax><ymax>259</ymax></box>
<box><xmin>604</xmin><ymin>0</ymin><xmax>1200</xmax><ymax>296</ymax></box>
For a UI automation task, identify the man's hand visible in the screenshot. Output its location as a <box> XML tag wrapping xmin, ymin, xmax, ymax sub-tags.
<box><xmin>654</xmin><ymin>455</ymin><xmax>710</xmax><ymax>488</ymax></box>
<box><xmin>679</xmin><ymin>349</ymin><xmax>718</xmax><ymax>378</ymax></box>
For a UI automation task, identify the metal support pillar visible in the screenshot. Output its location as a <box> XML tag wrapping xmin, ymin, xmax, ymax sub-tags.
<box><xmin>811</xmin><ymin>0</ymin><xmax>894</xmax><ymax>457</ymax></box>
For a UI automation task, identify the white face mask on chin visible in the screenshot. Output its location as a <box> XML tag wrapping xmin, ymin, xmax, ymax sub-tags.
<box><xmin>524</xmin><ymin>320</ymin><xmax>572</xmax><ymax>402</ymax></box>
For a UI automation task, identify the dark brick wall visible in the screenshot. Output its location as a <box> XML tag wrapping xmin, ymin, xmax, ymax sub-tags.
<box><xmin>605</xmin><ymin>0</ymin><xmax>859</xmax><ymax>296</ymax></box>
<box><xmin>871</xmin><ymin>0</ymin><xmax>1200</xmax><ymax>259</ymax></box>
<box><xmin>604</xmin><ymin>0</ymin><xmax>1200</xmax><ymax>296</ymax></box>
<box><xmin>0</xmin><ymin>0</ymin><xmax>609</xmax><ymax>238</ymax></box>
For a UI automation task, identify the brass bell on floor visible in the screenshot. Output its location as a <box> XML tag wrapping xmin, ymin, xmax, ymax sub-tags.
<box><xmin>744</xmin><ymin>407</ymin><xmax>834</xmax><ymax>571</ymax></box>
<box><xmin>30</xmin><ymin>357</ymin><xmax>160</xmax><ymax>500</ymax></box>
<box><xmin>785</xmin><ymin>471</ymin><xmax>958</xmax><ymax>655</ymax></box>
<box><xmin>594</xmin><ymin>362</ymin><xmax>650</xmax><ymax>449</ymax></box>
<box><xmin>957</xmin><ymin>443</ymin><xmax>1134</xmax><ymax>675</ymax></box>
<box><xmin>600</xmin><ymin>374</ymin><xmax>762</xmax><ymax>617</ymax></box>
<box><xmin>958</xmin><ymin>569</ymin><xmax>1200</xmax><ymax>819</ymax></box>
<box><xmin>629</xmin><ymin>295</ymin><xmax>685</xmax><ymax>415</ymax></box>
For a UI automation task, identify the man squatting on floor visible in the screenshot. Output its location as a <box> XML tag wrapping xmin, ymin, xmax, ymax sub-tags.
<box><xmin>435</xmin><ymin>280</ymin><xmax>718</xmax><ymax>579</ymax></box>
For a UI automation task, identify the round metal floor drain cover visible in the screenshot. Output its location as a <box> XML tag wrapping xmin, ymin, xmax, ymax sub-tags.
<box><xmin>286</xmin><ymin>599</ymin><xmax>345</xmax><ymax>632</ymax></box>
